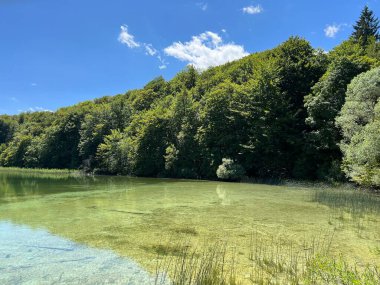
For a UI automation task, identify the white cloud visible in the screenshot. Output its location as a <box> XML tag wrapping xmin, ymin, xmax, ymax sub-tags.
<box><xmin>242</xmin><ymin>5</ymin><xmax>263</xmax><ymax>15</ymax></box>
<box><xmin>164</xmin><ymin>31</ymin><xmax>249</xmax><ymax>70</ymax></box>
<box><xmin>31</xmin><ymin>83</ymin><xmax>37</xmax><ymax>87</ymax></box>
<box><xmin>196</xmin><ymin>2</ymin><xmax>208</xmax><ymax>11</ymax></box>
<box><xmin>144</xmin><ymin>44</ymin><xmax>168</xmax><ymax>69</ymax></box>
<box><xmin>157</xmin><ymin>55</ymin><xmax>168</xmax><ymax>69</ymax></box>
<box><xmin>144</xmin><ymin>44</ymin><xmax>157</xmax><ymax>56</ymax></box>
<box><xmin>324</xmin><ymin>24</ymin><xmax>340</xmax><ymax>38</ymax></box>
<box><xmin>118</xmin><ymin>25</ymin><xmax>166</xmax><ymax>69</ymax></box>
<box><xmin>118</xmin><ymin>25</ymin><xmax>140</xmax><ymax>48</ymax></box>
<box><xmin>18</xmin><ymin>107</ymin><xmax>52</xmax><ymax>113</ymax></box>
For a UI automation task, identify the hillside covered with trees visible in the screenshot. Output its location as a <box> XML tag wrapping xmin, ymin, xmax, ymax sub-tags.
<box><xmin>1</xmin><ymin>7</ymin><xmax>380</xmax><ymax>187</ymax></box>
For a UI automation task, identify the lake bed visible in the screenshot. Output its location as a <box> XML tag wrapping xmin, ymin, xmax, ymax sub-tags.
<box><xmin>1</xmin><ymin>170</ymin><xmax>379</xmax><ymax>283</ymax></box>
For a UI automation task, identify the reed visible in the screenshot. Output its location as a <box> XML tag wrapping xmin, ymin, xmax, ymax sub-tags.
<box><xmin>0</xmin><ymin>166</ymin><xmax>82</xmax><ymax>179</ymax></box>
<box><xmin>154</xmin><ymin>241</ymin><xmax>238</xmax><ymax>285</ymax></box>
<box><xmin>313</xmin><ymin>188</ymin><xmax>380</xmax><ymax>218</ymax></box>
<box><xmin>154</xmin><ymin>231</ymin><xmax>380</xmax><ymax>285</ymax></box>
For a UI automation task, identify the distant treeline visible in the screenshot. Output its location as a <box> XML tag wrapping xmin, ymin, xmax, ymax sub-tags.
<box><xmin>1</xmin><ymin>7</ymin><xmax>380</xmax><ymax>187</ymax></box>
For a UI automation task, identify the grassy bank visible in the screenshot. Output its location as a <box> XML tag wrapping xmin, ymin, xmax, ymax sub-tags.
<box><xmin>0</xmin><ymin>166</ymin><xmax>82</xmax><ymax>179</ymax></box>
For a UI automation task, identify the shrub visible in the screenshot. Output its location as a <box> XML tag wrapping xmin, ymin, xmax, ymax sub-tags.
<box><xmin>216</xmin><ymin>158</ymin><xmax>245</xmax><ymax>181</ymax></box>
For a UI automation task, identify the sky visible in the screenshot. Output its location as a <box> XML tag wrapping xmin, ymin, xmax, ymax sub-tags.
<box><xmin>0</xmin><ymin>0</ymin><xmax>379</xmax><ymax>115</ymax></box>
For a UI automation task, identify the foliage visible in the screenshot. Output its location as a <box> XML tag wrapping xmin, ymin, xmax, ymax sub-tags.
<box><xmin>352</xmin><ymin>5</ymin><xmax>380</xmax><ymax>47</ymax></box>
<box><xmin>336</xmin><ymin>67</ymin><xmax>380</xmax><ymax>187</ymax></box>
<box><xmin>1</xmin><ymin>8</ymin><xmax>380</xmax><ymax>184</ymax></box>
<box><xmin>216</xmin><ymin>158</ymin><xmax>245</xmax><ymax>181</ymax></box>
<box><xmin>0</xmin><ymin>116</ymin><xmax>17</xmax><ymax>145</ymax></box>
<box><xmin>302</xmin><ymin>57</ymin><xmax>373</xmax><ymax>180</ymax></box>
<box><xmin>96</xmin><ymin>129</ymin><xmax>130</xmax><ymax>174</ymax></box>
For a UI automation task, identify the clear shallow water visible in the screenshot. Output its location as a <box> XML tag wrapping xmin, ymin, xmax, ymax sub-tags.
<box><xmin>0</xmin><ymin>170</ymin><xmax>380</xmax><ymax>283</ymax></box>
<box><xmin>0</xmin><ymin>222</ymin><xmax>156</xmax><ymax>285</ymax></box>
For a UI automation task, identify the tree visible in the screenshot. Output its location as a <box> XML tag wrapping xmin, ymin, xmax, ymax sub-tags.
<box><xmin>336</xmin><ymin>67</ymin><xmax>380</xmax><ymax>187</ymax></box>
<box><xmin>34</xmin><ymin>110</ymin><xmax>83</xmax><ymax>169</ymax></box>
<box><xmin>302</xmin><ymin>57</ymin><xmax>372</xmax><ymax>180</ymax></box>
<box><xmin>273</xmin><ymin>37</ymin><xmax>328</xmax><ymax>177</ymax></box>
<box><xmin>0</xmin><ymin>134</ymin><xmax>32</xmax><ymax>167</ymax></box>
<box><xmin>236</xmin><ymin>66</ymin><xmax>294</xmax><ymax>178</ymax></box>
<box><xmin>0</xmin><ymin>116</ymin><xmax>17</xmax><ymax>145</ymax></box>
<box><xmin>164</xmin><ymin>90</ymin><xmax>201</xmax><ymax>178</ymax></box>
<box><xmin>352</xmin><ymin>6</ymin><xmax>380</xmax><ymax>47</ymax></box>
<box><xmin>127</xmin><ymin>103</ymin><xmax>171</xmax><ymax>177</ymax></box>
<box><xmin>197</xmin><ymin>82</ymin><xmax>248</xmax><ymax>177</ymax></box>
<box><xmin>96</xmin><ymin>129</ymin><xmax>130</xmax><ymax>174</ymax></box>
<box><xmin>78</xmin><ymin>106</ymin><xmax>113</xmax><ymax>169</ymax></box>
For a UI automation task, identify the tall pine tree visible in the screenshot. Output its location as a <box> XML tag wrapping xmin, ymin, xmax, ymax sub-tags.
<box><xmin>352</xmin><ymin>6</ymin><xmax>380</xmax><ymax>47</ymax></box>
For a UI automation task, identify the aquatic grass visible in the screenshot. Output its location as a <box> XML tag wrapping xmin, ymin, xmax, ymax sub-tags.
<box><xmin>154</xmin><ymin>241</ymin><xmax>238</xmax><ymax>285</ymax></box>
<box><xmin>313</xmin><ymin>188</ymin><xmax>380</xmax><ymax>218</ymax></box>
<box><xmin>152</xmin><ymin>244</ymin><xmax>190</xmax><ymax>257</ymax></box>
<box><xmin>0</xmin><ymin>166</ymin><xmax>81</xmax><ymax>179</ymax></box>
<box><xmin>305</xmin><ymin>255</ymin><xmax>380</xmax><ymax>285</ymax></box>
<box><xmin>173</xmin><ymin>227</ymin><xmax>199</xmax><ymax>236</ymax></box>
<box><xmin>250</xmin><ymin>233</ymin><xmax>380</xmax><ymax>284</ymax></box>
<box><xmin>248</xmin><ymin>231</ymin><xmax>334</xmax><ymax>284</ymax></box>
<box><xmin>155</xmin><ymin>232</ymin><xmax>380</xmax><ymax>285</ymax></box>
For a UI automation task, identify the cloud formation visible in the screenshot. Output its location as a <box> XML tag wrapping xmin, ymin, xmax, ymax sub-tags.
<box><xmin>324</xmin><ymin>24</ymin><xmax>340</xmax><ymax>38</ymax></box>
<box><xmin>242</xmin><ymin>5</ymin><xmax>263</xmax><ymax>15</ymax></box>
<box><xmin>118</xmin><ymin>25</ymin><xmax>167</xmax><ymax>69</ymax></box>
<box><xmin>144</xmin><ymin>44</ymin><xmax>157</xmax><ymax>56</ymax></box>
<box><xmin>196</xmin><ymin>2</ymin><xmax>208</xmax><ymax>11</ymax></box>
<box><xmin>164</xmin><ymin>31</ymin><xmax>249</xmax><ymax>70</ymax></box>
<box><xmin>118</xmin><ymin>25</ymin><xmax>140</xmax><ymax>48</ymax></box>
<box><xmin>18</xmin><ymin>107</ymin><xmax>52</xmax><ymax>113</ymax></box>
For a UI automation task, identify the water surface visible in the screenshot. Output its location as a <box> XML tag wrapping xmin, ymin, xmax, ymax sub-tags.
<box><xmin>0</xmin><ymin>222</ymin><xmax>155</xmax><ymax>285</ymax></box>
<box><xmin>1</xmin><ymin>170</ymin><xmax>379</xmax><ymax>283</ymax></box>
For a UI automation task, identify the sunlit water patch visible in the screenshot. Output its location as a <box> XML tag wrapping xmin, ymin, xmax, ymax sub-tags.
<box><xmin>0</xmin><ymin>221</ymin><xmax>156</xmax><ymax>285</ymax></box>
<box><xmin>0</xmin><ymin>170</ymin><xmax>380</xmax><ymax>283</ymax></box>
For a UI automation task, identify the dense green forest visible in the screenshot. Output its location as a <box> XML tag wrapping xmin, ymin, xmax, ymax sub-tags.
<box><xmin>1</xmin><ymin>7</ymin><xmax>380</xmax><ymax>187</ymax></box>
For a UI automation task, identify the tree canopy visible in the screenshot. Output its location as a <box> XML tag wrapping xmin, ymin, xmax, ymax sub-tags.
<box><xmin>1</xmin><ymin>7</ymin><xmax>380</xmax><ymax>187</ymax></box>
<box><xmin>352</xmin><ymin>5</ymin><xmax>380</xmax><ymax>47</ymax></box>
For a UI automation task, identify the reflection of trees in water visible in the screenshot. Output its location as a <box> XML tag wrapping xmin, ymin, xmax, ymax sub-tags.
<box><xmin>0</xmin><ymin>172</ymin><xmax>158</xmax><ymax>204</ymax></box>
<box><xmin>0</xmin><ymin>171</ymin><xmax>92</xmax><ymax>200</ymax></box>
<box><xmin>216</xmin><ymin>184</ymin><xmax>230</xmax><ymax>206</ymax></box>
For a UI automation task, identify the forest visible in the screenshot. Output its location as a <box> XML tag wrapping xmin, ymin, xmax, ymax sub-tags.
<box><xmin>1</xmin><ymin>6</ymin><xmax>380</xmax><ymax>187</ymax></box>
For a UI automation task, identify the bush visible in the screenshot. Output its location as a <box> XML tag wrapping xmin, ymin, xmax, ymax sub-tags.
<box><xmin>216</xmin><ymin>158</ymin><xmax>245</xmax><ymax>181</ymax></box>
<box><xmin>336</xmin><ymin>67</ymin><xmax>380</xmax><ymax>187</ymax></box>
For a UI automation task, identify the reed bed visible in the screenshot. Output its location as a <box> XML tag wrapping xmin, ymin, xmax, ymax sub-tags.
<box><xmin>154</xmin><ymin>241</ymin><xmax>238</xmax><ymax>285</ymax></box>
<box><xmin>0</xmin><ymin>166</ymin><xmax>81</xmax><ymax>179</ymax></box>
<box><xmin>154</xmin><ymin>232</ymin><xmax>380</xmax><ymax>285</ymax></box>
<box><xmin>313</xmin><ymin>188</ymin><xmax>380</xmax><ymax>218</ymax></box>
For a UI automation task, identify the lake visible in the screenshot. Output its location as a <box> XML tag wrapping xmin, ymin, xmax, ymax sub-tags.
<box><xmin>0</xmin><ymin>169</ymin><xmax>379</xmax><ymax>284</ymax></box>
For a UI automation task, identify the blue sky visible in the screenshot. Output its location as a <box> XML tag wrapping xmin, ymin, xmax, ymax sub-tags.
<box><xmin>1</xmin><ymin>0</ymin><xmax>379</xmax><ymax>115</ymax></box>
